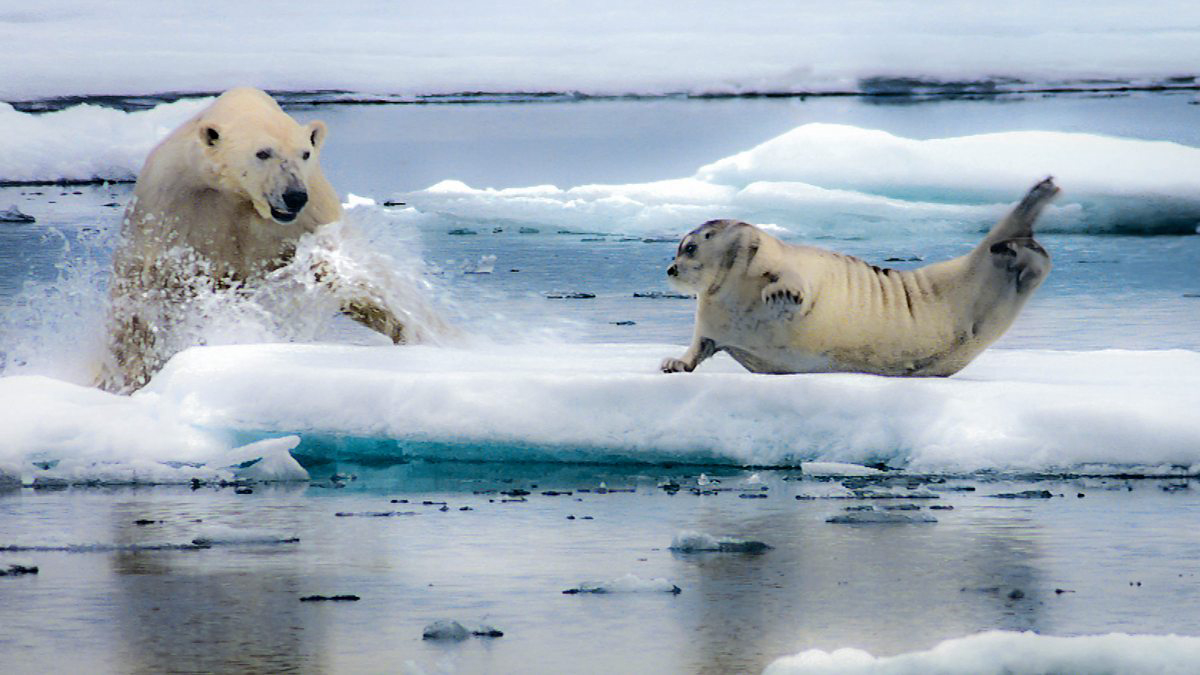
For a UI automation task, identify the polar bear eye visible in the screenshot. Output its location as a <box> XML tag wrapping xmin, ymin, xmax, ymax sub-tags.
<box><xmin>302</xmin><ymin>151</ymin><xmax>311</xmax><ymax>161</ymax></box>
<box><xmin>255</xmin><ymin>149</ymin><xmax>273</xmax><ymax>160</ymax></box>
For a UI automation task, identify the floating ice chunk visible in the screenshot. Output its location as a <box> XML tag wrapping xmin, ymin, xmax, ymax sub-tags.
<box><xmin>763</xmin><ymin>630</ymin><xmax>1200</xmax><ymax>675</ymax></box>
<box><xmin>189</xmin><ymin>525</ymin><xmax>300</xmax><ymax>547</ymax></box>
<box><xmin>801</xmin><ymin>463</ymin><xmax>884</xmax><ymax>477</ymax></box>
<box><xmin>563</xmin><ymin>573</ymin><xmax>681</xmax><ymax>595</ymax></box>
<box><xmin>422</xmin><ymin>620</ymin><xmax>469</xmax><ymax>641</ymax></box>
<box><xmin>221</xmin><ymin>436</ymin><xmax>309</xmax><ymax>482</ymax></box>
<box><xmin>826</xmin><ymin>511</ymin><xmax>937</xmax><ymax>524</ymax></box>
<box><xmin>463</xmin><ymin>254</ymin><xmax>497</xmax><ymax>274</ymax></box>
<box><xmin>670</xmin><ymin>530</ymin><xmax>772</xmax><ymax>554</ymax></box>
<box><xmin>0</xmin><ymin>562</ymin><xmax>39</xmax><ymax>576</ymax></box>
<box><xmin>343</xmin><ymin>193</ymin><xmax>376</xmax><ymax>208</ymax></box>
<box><xmin>0</xmin><ymin>463</ymin><xmax>19</xmax><ymax>489</ymax></box>
<box><xmin>0</xmin><ymin>206</ymin><xmax>36</xmax><ymax>223</ymax></box>
<box><xmin>420</xmin><ymin>620</ymin><xmax>503</xmax><ymax>640</ymax></box>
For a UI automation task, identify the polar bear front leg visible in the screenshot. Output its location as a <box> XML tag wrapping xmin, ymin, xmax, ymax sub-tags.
<box><xmin>311</xmin><ymin>259</ymin><xmax>409</xmax><ymax>344</ymax></box>
<box><xmin>661</xmin><ymin>336</ymin><xmax>717</xmax><ymax>373</ymax></box>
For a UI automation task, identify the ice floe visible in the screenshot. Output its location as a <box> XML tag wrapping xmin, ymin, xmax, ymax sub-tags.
<box><xmin>2</xmin><ymin>342</ymin><xmax>1198</xmax><ymax>483</ymax></box>
<box><xmin>407</xmin><ymin>125</ymin><xmax>1200</xmax><ymax>236</ymax></box>
<box><xmin>764</xmin><ymin>630</ymin><xmax>1200</xmax><ymax>675</ymax></box>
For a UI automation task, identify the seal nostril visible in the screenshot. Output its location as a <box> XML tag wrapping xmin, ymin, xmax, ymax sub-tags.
<box><xmin>282</xmin><ymin>189</ymin><xmax>308</xmax><ymax>212</ymax></box>
<box><xmin>667</xmin><ymin>265</ymin><xmax>678</xmax><ymax>277</ymax></box>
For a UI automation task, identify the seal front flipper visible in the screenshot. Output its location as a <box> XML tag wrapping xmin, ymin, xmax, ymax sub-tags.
<box><xmin>758</xmin><ymin>270</ymin><xmax>812</xmax><ymax>318</ymax></box>
<box><xmin>661</xmin><ymin>337</ymin><xmax>717</xmax><ymax>373</ymax></box>
<box><xmin>761</xmin><ymin>278</ymin><xmax>802</xmax><ymax>304</ymax></box>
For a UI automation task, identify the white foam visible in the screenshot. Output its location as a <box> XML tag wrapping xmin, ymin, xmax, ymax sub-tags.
<box><xmin>2</xmin><ymin>2</ymin><xmax>1199</xmax><ymax>101</ymax></box>
<box><xmin>764</xmin><ymin>630</ymin><xmax>1200</xmax><ymax>675</ymax></box>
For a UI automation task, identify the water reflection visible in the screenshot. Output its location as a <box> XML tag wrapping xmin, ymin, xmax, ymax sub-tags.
<box><xmin>106</xmin><ymin>495</ymin><xmax>324</xmax><ymax>674</ymax></box>
<box><xmin>670</xmin><ymin>498</ymin><xmax>1046</xmax><ymax>671</ymax></box>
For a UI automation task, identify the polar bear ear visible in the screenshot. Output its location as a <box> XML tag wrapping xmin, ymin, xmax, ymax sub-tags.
<box><xmin>307</xmin><ymin>120</ymin><xmax>327</xmax><ymax>150</ymax></box>
<box><xmin>200</xmin><ymin>124</ymin><xmax>222</xmax><ymax>147</ymax></box>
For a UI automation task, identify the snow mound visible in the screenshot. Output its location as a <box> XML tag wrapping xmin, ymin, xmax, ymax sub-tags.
<box><xmin>764</xmin><ymin>630</ymin><xmax>1200</xmax><ymax>675</ymax></box>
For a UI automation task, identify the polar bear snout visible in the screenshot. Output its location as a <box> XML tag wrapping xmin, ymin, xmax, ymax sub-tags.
<box><xmin>266</xmin><ymin>179</ymin><xmax>310</xmax><ymax>224</ymax></box>
<box><xmin>282</xmin><ymin>188</ymin><xmax>308</xmax><ymax>213</ymax></box>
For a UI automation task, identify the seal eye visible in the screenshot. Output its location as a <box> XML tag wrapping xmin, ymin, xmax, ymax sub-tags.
<box><xmin>302</xmin><ymin>151</ymin><xmax>311</xmax><ymax>161</ymax></box>
<box><xmin>255</xmin><ymin>149</ymin><xmax>272</xmax><ymax>160</ymax></box>
<box><xmin>683</xmin><ymin>242</ymin><xmax>698</xmax><ymax>256</ymax></box>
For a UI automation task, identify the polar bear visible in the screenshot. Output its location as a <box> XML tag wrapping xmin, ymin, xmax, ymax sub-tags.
<box><xmin>97</xmin><ymin>87</ymin><xmax>430</xmax><ymax>394</ymax></box>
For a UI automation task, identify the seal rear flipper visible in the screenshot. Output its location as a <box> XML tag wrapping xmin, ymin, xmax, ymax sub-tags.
<box><xmin>982</xmin><ymin>177</ymin><xmax>1059</xmax><ymax>247</ymax></box>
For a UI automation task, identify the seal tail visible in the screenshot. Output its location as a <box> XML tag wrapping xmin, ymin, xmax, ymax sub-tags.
<box><xmin>981</xmin><ymin>177</ymin><xmax>1059</xmax><ymax>247</ymax></box>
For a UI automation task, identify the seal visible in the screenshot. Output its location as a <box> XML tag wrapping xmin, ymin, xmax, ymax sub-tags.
<box><xmin>660</xmin><ymin>177</ymin><xmax>1059</xmax><ymax>377</ymax></box>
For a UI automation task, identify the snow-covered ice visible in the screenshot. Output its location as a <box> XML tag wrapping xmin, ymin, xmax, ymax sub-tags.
<box><xmin>764</xmin><ymin>630</ymin><xmax>1200</xmax><ymax>675</ymax></box>
<box><xmin>408</xmin><ymin>125</ymin><xmax>1200</xmax><ymax>236</ymax></box>
<box><xmin>2</xmin><ymin>343</ymin><xmax>1198</xmax><ymax>483</ymax></box>
<box><xmin>0</xmin><ymin>99</ymin><xmax>205</xmax><ymax>183</ymax></box>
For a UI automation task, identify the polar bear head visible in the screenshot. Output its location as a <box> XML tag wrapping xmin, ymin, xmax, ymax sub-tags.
<box><xmin>196</xmin><ymin>88</ymin><xmax>330</xmax><ymax>224</ymax></box>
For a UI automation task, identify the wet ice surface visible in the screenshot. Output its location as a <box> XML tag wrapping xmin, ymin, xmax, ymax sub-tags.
<box><xmin>3</xmin><ymin>469</ymin><xmax>1200</xmax><ymax>673</ymax></box>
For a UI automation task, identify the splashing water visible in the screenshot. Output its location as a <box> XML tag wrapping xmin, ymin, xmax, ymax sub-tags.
<box><xmin>0</xmin><ymin>201</ymin><xmax>454</xmax><ymax>388</ymax></box>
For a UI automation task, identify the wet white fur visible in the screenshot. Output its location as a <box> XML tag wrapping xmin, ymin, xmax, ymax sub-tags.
<box><xmin>662</xmin><ymin>178</ymin><xmax>1058</xmax><ymax>377</ymax></box>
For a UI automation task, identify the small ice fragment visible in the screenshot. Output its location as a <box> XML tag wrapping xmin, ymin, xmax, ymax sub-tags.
<box><xmin>987</xmin><ymin>490</ymin><xmax>1054</xmax><ymax>499</ymax></box>
<box><xmin>0</xmin><ymin>206</ymin><xmax>35</xmax><ymax>223</ymax></box>
<box><xmin>463</xmin><ymin>254</ymin><xmax>496</xmax><ymax>274</ymax></box>
<box><xmin>343</xmin><ymin>193</ymin><xmax>376</xmax><ymax>208</ymax></box>
<box><xmin>670</xmin><ymin>530</ymin><xmax>772</xmax><ymax>554</ymax></box>
<box><xmin>223</xmin><ymin>436</ymin><xmax>308</xmax><ymax>482</ymax></box>
<box><xmin>744</xmin><ymin>473</ymin><xmax>762</xmax><ymax>485</ymax></box>
<box><xmin>563</xmin><ymin>573</ymin><xmax>681</xmax><ymax>594</ymax></box>
<box><xmin>299</xmin><ymin>594</ymin><xmax>359</xmax><ymax>602</ymax></box>
<box><xmin>190</xmin><ymin>525</ymin><xmax>300</xmax><ymax>546</ymax></box>
<box><xmin>423</xmin><ymin>620</ymin><xmax>469</xmax><ymax>641</ymax></box>
<box><xmin>472</xmin><ymin>625</ymin><xmax>504</xmax><ymax>638</ymax></box>
<box><xmin>0</xmin><ymin>562</ymin><xmax>39</xmax><ymax>576</ymax></box>
<box><xmin>826</xmin><ymin>511</ymin><xmax>937</xmax><ymax>524</ymax></box>
<box><xmin>801</xmin><ymin>462</ymin><xmax>883</xmax><ymax>477</ymax></box>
